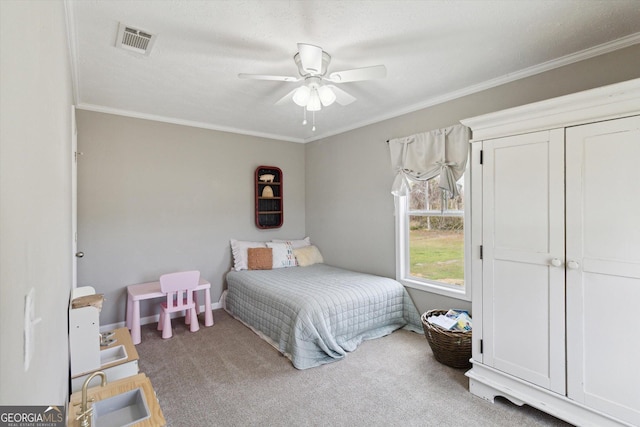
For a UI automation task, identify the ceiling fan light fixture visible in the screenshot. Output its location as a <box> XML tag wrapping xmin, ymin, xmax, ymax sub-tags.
<box><xmin>318</xmin><ymin>85</ymin><xmax>336</xmax><ymax>107</ymax></box>
<box><xmin>306</xmin><ymin>89</ymin><xmax>322</xmax><ymax>111</ymax></box>
<box><xmin>292</xmin><ymin>86</ymin><xmax>311</xmax><ymax>107</ymax></box>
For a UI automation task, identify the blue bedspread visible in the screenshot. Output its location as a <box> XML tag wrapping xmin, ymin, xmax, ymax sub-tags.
<box><xmin>225</xmin><ymin>264</ymin><xmax>422</xmax><ymax>369</ymax></box>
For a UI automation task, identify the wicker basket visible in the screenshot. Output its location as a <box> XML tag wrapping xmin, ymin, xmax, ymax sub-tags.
<box><xmin>421</xmin><ymin>310</ymin><xmax>472</xmax><ymax>369</ymax></box>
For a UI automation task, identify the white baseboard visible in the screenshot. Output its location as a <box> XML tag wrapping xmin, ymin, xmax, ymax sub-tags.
<box><xmin>100</xmin><ymin>301</ymin><xmax>222</xmax><ymax>332</ymax></box>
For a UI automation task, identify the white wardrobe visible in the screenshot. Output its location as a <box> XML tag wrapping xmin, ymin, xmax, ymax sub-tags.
<box><xmin>461</xmin><ymin>78</ymin><xmax>640</xmax><ymax>427</ymax></box>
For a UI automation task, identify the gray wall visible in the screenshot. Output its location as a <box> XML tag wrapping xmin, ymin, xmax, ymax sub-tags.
<box><xmin>76</xmin><ymin>45</ymin><xmax>640</xmax><ymax>326</ymax></box>
<box><xmin>0</xmin><ymin>0</ymin><xmax>73</xmax><ymax>405</ymax></box>
<box><xmin>305</xmin><ymin>44</ymin><xmax>640</xmax><ymax>314</ymax></box>
<box><xmin>76</xmin><ymin>111</ymin><xmax>306</xmax><ymax>325</ymax></box>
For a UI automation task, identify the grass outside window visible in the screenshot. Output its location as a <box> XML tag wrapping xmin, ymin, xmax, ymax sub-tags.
<box><xmin>409</xmin><ymin>226</ymin><xmax>464</xmax><ymax>286</ymax></box>
<box><xmin>398</xmin><ymin>175</ymin><xmax>469</xmax><ymax>299</ymax></box>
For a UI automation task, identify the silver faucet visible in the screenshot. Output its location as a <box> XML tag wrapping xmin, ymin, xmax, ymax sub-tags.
<box><xmin>76</xmin><ymin>371</ymin><xmax>107</xmax><ymax>427</ymax></box>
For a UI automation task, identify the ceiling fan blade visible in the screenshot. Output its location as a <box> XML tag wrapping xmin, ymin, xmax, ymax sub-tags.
<box><xmin>297</xmin><ymin>43</ymin><xmax>323</xmax><ymax>74</ymax></box>
<box><xmin>326</xmin><ymin>85</ymin><xmax>356</xmax><ymax>106</ymax></box>
<box><xmin>327</xmin><ymin>65</ymin><xmax>386</xmax><ymax>83</ymax></box>
<box><xmin>274</xmin><ymin>88</ymin><xmax>298</xmax><ymax>106</ymax></box>
<box><xmin>238</xmin><ymin>73</ymin><xmax>300</xmax><ymax>82</ymax></box>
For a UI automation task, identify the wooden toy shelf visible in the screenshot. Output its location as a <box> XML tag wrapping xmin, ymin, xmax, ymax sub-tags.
<box><xmin>255</xmin><ymin>166</ymin><xmax>283</xmax><ymax>229</ymax></box>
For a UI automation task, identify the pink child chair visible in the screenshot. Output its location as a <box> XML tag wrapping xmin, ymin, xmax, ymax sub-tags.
<box><xmin>157</xmin><ymin>270</ymin><xmax>200</xmax><ymax>339</ymax></box>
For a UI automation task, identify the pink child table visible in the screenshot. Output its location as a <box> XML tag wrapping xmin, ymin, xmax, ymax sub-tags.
<box><xmin>126</xmin><ymin>278</ymin><xmax>214</xmax><ymax>344</ymax></box>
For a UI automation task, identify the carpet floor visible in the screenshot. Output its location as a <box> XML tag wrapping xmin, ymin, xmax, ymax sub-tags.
<box><xmin>135</xmin><ymin>309</ymin><xmax>572</xmax><ymax>427</ymax></box>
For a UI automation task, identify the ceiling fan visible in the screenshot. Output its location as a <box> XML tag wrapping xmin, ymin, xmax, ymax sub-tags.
<box><xmin>238</xmin><ymin>43</ymin><xmax>386</xmax><ymax>128</ymax></box>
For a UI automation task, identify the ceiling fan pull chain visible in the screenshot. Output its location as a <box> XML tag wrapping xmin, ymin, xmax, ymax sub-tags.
<box><xmin>312</xmin><ymin>111</ymin><xmax>316</xmax><ymax>132</ymax></box>
<box><xmin>302</xmin><ymin>107</ymin><xmax>307</xmax><ymax>126</ymax></box>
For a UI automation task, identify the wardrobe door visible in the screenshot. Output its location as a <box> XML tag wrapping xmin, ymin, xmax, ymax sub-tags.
<box><xmin>566</xmin><ymin>115</ymin><xmax>640</xmax><ymax>425</ymax></box>
<box><xmin>482</xmin><ymin>129</ymin><xmax>565</xmax><ymax>394</ymax></box>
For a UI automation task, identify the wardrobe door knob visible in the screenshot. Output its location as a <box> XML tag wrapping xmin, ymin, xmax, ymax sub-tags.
<box><xmin>567</xmin><ymin>260</ymin><xmax>580</xmax><ymax>269</ymax></box>
<box><xmin>550</xmin><ymin>258</ymin><xmax>562</xmax><ymax>267</ymax></box>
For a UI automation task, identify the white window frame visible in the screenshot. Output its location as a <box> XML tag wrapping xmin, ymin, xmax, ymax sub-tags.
<box><xmin>395</xmin><ymin>164</ymin><xmax>472</xmax><ymax>301</ymax></box>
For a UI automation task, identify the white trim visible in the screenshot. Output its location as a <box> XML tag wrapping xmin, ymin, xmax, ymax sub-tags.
<box><xmin>63</xmin><ymin>0</ymin><xmax>80</xmax><ymax>105</ymax></box>
<box><xmin>71</xmin><ymin>105</ymin><xmax>78</xmax><ymax>289</ymax></box>
<box><xmin>394</xmin><ymin>166</ymin><xmax>472</xmax><ymax>302</ymax></box>
<box><xmin>100</xmin><ymin>301</ymin><xmax>222</xmax><ymax>333</ymax></box>
<box><xmin>401</xmin><ymin>277</ymin><xmax>469</xmax><ymax>301</ymax></box>
<box><xmin>76</xmin><ymin>103</ymin><xmax>305</xmax><ymax>143</ymax></box>
<box><xmin>461</xmin><ymin>78</ymin><xmax>640</xmax><ymax>140</ymax></box>
<box><xmin>409</xmin><ymin>210</ymin><xmax>463</xmax><ymax>217</ymax></box>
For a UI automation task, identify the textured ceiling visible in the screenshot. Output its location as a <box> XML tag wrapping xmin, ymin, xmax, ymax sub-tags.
<box><xmin>67</xmin><ymin>0</ymin><xmax>640</xmax><ymax>142</ymax></box>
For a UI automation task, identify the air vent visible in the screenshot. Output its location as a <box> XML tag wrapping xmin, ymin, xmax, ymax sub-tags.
<box><xmin>115</xmin><ymin>23</ymin><xmax>156</xmax><ymax>56</ymax></box>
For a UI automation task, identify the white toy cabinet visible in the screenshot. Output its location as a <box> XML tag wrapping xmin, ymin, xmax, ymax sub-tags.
<box><xmin>461</xmin><ymin>79</ymin><xmax>640</xmax><ymax>427</ymax></box>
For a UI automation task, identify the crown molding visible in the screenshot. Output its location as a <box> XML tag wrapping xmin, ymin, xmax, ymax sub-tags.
<box><xmin>76</xmin><ymin>103</ymin><xmax>305</xmax><ymax>143</ymax></box>
<box><xmin>461</xmin><ymin>78</ymin><xmax>640</xmax><ymax>140</ymax></box>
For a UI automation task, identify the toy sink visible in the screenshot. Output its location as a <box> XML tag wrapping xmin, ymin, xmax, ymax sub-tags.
<box><xmin>91</xmin><ymin>387</ymin><xmax>150</xmax><ymax>427</ymax></box>
<box><xmin>99</xmin><ymin>345</ymin><xmax>127</xmax><ymax>367</ymax></box>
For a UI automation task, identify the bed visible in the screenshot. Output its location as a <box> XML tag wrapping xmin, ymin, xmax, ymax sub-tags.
<box><xmin>224</xmin><ymin>263</ymin><xmax>422</xmax><ymax>369</ymax></box>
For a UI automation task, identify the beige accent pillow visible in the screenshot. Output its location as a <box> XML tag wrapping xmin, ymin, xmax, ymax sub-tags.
<box><xmin>247</xmin><ymin>247</ymin><xmax>273</xmax><ymax>270</ymax></box>
<box><xmin>293</xmin><ymin>245</ymin><xmax>324</xmax><ymax>267</ymax></box>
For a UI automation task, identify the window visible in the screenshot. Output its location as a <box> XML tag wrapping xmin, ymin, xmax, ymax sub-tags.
<box><xmin>395</xmin><ymin>171</ymin><xmax>471</xmax><ymax>300</ymax></box>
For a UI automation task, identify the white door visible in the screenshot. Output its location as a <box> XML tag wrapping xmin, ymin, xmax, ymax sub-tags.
<box><xmin>482</xmin><ymin>129</ymin><xmax>565</xmax><ymax>394</ymax></box>
<box><xmin>566</xmin><ymin>115</ymin><xmax>640</xmax><ymax>425</ymax></box>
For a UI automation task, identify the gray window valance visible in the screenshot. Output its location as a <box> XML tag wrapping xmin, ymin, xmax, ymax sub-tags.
<box><xmin>389</xmin><ymin>124</ymin><xmax>470</xmax><ymax>197</ymax></box>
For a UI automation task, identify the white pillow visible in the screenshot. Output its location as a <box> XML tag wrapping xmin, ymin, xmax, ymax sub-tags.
<box><xmin>293</xmin><ymin>245</ymin><xmax>324</xmax><ymax>267</ymax></box>
<box><xmin>271</xmin><ymin>237</ymin><xmax>311</xmax><ymax>249</ymax></box>
<box><xmin>230</xmin><ymin>239</ymin><xmax>266</xmax><ymax>271</ymax></box>
<box><xmin>266</xmin><ymin>242</ymin><xmax>298</xmax><ymax>268</ymax></box>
